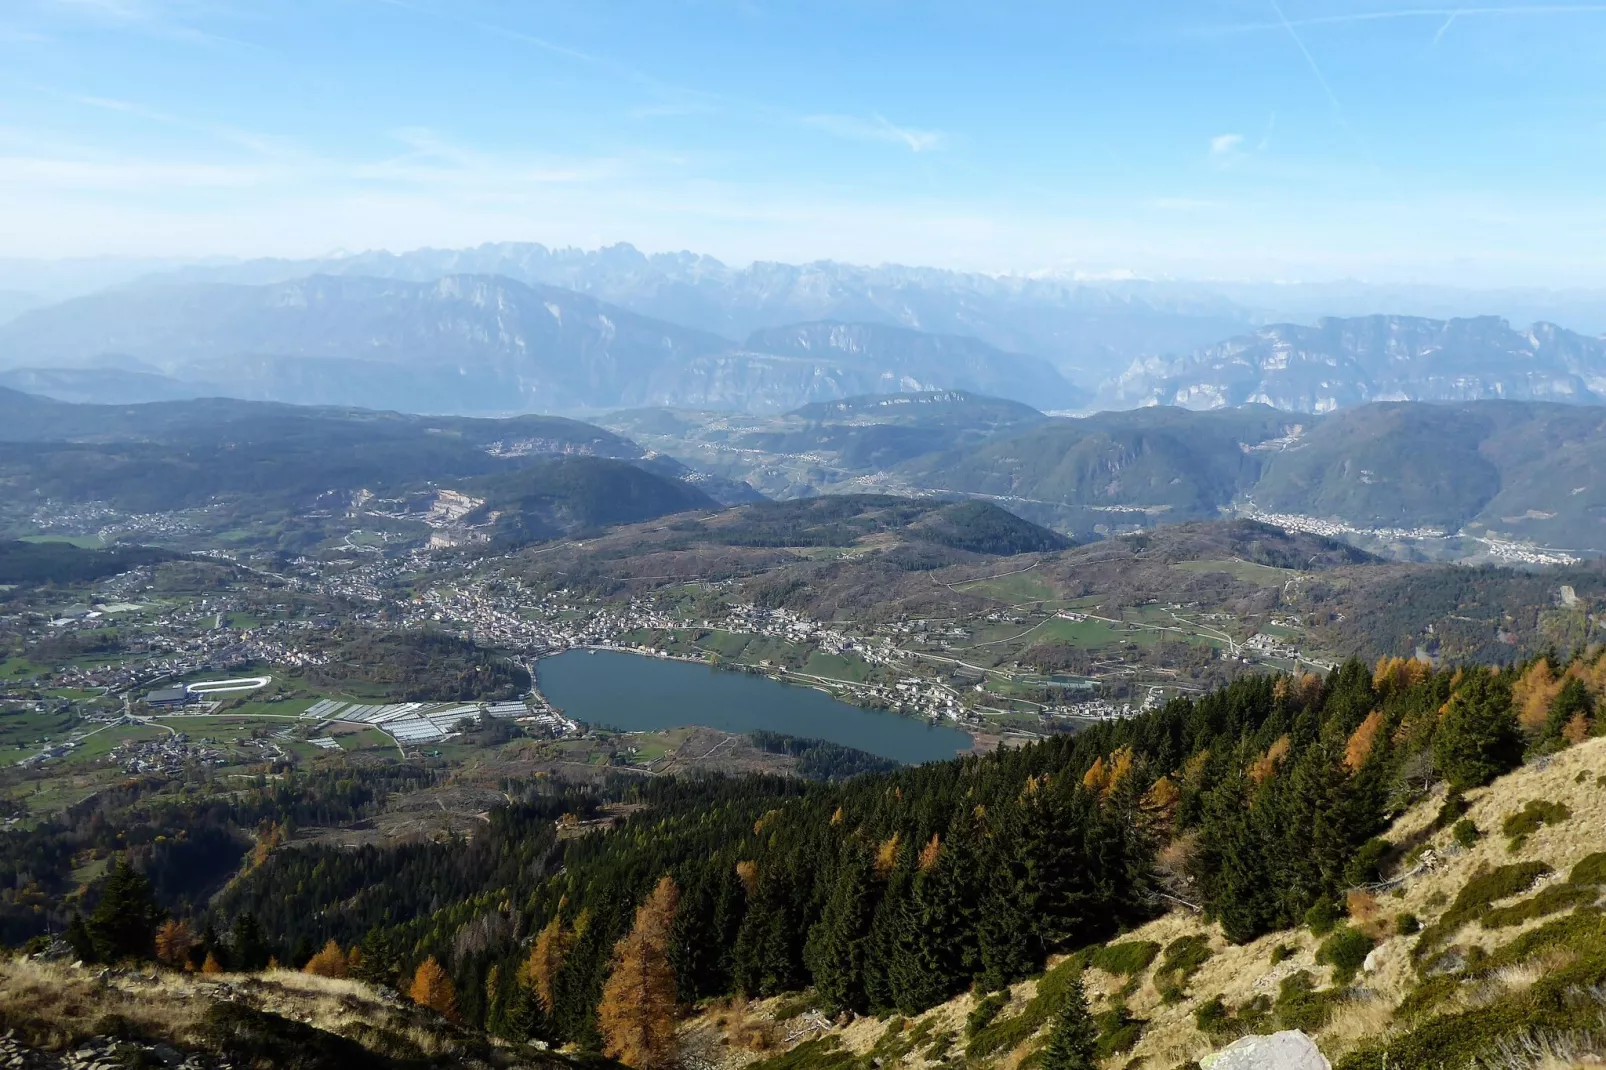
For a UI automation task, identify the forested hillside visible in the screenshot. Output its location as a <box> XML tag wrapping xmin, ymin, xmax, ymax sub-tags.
<box><xmin>44</xmin><ymin>649</ymin><xmax>1587</xmax><ymax>1067</ymax></box>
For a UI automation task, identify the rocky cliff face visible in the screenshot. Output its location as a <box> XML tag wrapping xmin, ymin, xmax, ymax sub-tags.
<box><xmin>1106</xmin><ymin>315</ymin><xmax>1606</xmax><ymax>413</ymax></box>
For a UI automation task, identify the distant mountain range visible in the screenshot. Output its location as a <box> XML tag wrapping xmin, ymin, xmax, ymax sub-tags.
<box><xmin>7</xmin><ymin>241</ymin><xmax>1606</xmax><ymax>426</ymax></box>
<box><xmin>0</xmin><ymin>274</ymin><xmax>1085</xmax><ymax>415</ymax></box>
<box><xmin>1106</xmin><ymin>315</ymin><xmax>1606</xmax><ymax>412</ymax></box>
<box><xmin>130</xmin><ymin>242</ymin><xmax>1253</xmax><ymax>382</ymax></box>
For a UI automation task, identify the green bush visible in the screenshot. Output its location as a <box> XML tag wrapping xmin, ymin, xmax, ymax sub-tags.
<box><xmin>966</xmin><ymin>958</ymin><xmax>1080</xmax><ymax>1059</ymax></box>
<box><xmin>1412</xmin><ymin>861</ymin><xmax>1553</xmax><ymax>960</ymax></box>
<box><xmin>1274</xmin><ymin>972</ymin><xmax>1339</xmax><ymax>1033</ymax></box>
<box><xmin>1395</xmin><ymin>912</ymin><xmax>1421</xmax><ymax>936</ymax></box>
<box><xmin>1501</xmin><ymin>799</ymin><xmax>1572</xmax><ymax>851</ymax></box>
<box><xmin>1344</xmin><ymin>838</ymin><xmax>1392</xmax><ymax>887</ymax></box>
<box><xmin>1088</xmin><ymin>940</ymin><xmax>1161</xmax><ymax>977</ymax></box>
<box><xmin>966</xmin><ymin>993</ymin><xmax>1008</xmax><ymax>1038</ymax></box>
<box><xmin>1481</xmin><ymin>882</ymin><xmax>1598</xmax><ymax>928</ymax></box>
<box><xmin>1433</xmin><ymin>792</ymin><xmax>1469</xmax><ymax>830</ymax></box>
<box><xmin>1092</xmin><ymin>1006</ymin><xmax>1145</xmax><ymax>1058</ymax></box>
<box><xmin>1571</xmin><ymin>852</ymin><xmax>1606</xmax><ymax>886</ymax></box>
<box><xmin>1305</xmin><ymin>898</ymin><xmax>1341</xmax><ymax>936</ymax></box>
<box><xmin>1194</xmin><ymin>997</ymin><xmax>1231</xmax><ymax>1036</ymax></box>
<box><xmin>1316</xmin><ymin>926</ymin><xmax>1376</xmax><ymax>985</ymax></box>
<box><xmin>1451</xmin><ymin>818</ymin><xmax>1480</xmax><ymax>849</ymax></box>
<box><xmin>1154</xmin><ymin>935</ymin><xmax>1213</xmax><ymax>1002</ymax></box>
<box><xmin>1474</xmin><ymin>906</ymin><xmax>1606</xmax><ymax>977</ymax></box>
<box><xmin>1269</xmin><ymin>943</ymin><xmax>1295</xmax><ymax>965</ymax></box>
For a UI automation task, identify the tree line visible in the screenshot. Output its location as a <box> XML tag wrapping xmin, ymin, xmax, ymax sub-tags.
<box><xmin>59</xmin><ymin>650</ymin><xmax>1606</xmax><ymax>1067</ymax></box>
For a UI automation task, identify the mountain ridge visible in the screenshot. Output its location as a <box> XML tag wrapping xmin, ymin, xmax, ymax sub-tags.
<box><xmin>1107</xmin><ymin>314</ymin><xmax>1606</xmax><ymax>413</ymax></box>
<box><xmin>0</xmin><ymin>274</ymin><xmax>1084</xmax><ymax>415</ymax></box>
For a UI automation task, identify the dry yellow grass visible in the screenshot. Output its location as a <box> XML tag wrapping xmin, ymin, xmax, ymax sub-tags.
<box><xmin>682</xmin><ymin>737</ymin><xmax>1606</xmax><ymax>1070</ymax></box>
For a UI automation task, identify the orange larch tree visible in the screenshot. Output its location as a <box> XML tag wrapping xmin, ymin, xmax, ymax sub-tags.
<box><xmin>598</xmin><ymin>875</ymin><xmax>680</xmax><ymax>1070</ymax></box>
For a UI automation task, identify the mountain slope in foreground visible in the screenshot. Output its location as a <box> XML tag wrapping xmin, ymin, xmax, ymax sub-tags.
<box><xmin>688</xmin><ymin>735</ymin><xmax>1606</xmax><ymax>1070</ymax></box>
<box><xmin>0</xmin><ymin>962</ymin><xmax>586</xmax><ymax>1070</ymax></box>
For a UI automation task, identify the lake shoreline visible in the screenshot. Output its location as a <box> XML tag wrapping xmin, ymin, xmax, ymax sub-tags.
<box><xmin>535</xmin><ymin>647</ymin><xmax>975</xmax><ymax>765</ymax></box>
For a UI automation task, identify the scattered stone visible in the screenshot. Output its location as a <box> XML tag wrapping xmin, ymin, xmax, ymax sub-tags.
<box><xmin>1201</xmin><ymin>1029</ymin><xmax>1331</xmax><ymax>1070</ymax></box>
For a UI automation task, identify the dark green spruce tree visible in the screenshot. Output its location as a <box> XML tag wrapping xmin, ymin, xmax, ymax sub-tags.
<box><xmin>1039</xmin><ymin>974</ymin><xmax>1098</xmax><ymax>1070</ymax></box>
<box><xmin>804</xmin><ymin>846</ymin><xmax>875</xmax><ymax>1014</ymax></box>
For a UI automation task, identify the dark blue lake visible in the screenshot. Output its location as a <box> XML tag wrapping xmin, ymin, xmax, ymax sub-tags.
<box><xmin>536</xmin><ymin>649</ymin><xmax>973</xmax><ymax>765</ymax></box>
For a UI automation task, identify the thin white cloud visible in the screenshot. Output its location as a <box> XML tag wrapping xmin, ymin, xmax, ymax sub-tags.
<box><xmin>1219</xmin><ymin>5</ymin><xmax>1606</xmax><ymax>33</ymax></box>
<box><xmin>1210</xmin><ymin>133</ymin><xmax>1244</xmax><ymax>157</ymax></box>
<box><xmin>70</xmin><ymin>94</ymin><xmax>294</xmax><ymax>157</ymax></box>
<box><xmin>803</xmin><ymin>114</ymin><xmax>944</xmax><ymax>152</ymax></box>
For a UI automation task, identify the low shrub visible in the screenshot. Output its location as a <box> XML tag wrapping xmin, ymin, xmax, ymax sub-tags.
<box><xmin>1305</xmin><ymin>899</ymin><xmax>1341</xmax><ymax>937</ymax></box>
<box><xmin>1571</xmin><ymin>852</ymin><xmax>1606</xmax><ymax>886</ymax></box>
<box><xmin>1316</xmin><ymin>926</ymin><xmax>1377</xmax><ymax>985</ymax></box>
<box><xmin>1194</xmin><ymin>997</ymin><xmax>1231</xmax><ymax>1036</ymax></box>
<box><xmin>1451</xmin><ymin>818</ymin><xmax>1480</xmax><ymax>849</ymax></box>
<box><xmin>966</xmin><ymin>958</ymin><xmax>1080</xmax><ymax>1059</ymax></box>
<box><xmin>1395</xmin><ymin>912</ymin><xmax>1421</xmax><ymax>936</ymax></box>
<box><xmin>1274</xmin><ymin>971</ymin><xmax>1340</xmax><ymax>1033</ymax></box>
<box><xmin>965</xmin><ymin>993</ymin><xmax>1008</xmax><ymax>1038</ymax></box>
<box><xmin>1501</xmin><ymin>799</ymin><xmax>1572</xmax><ymax>851</ymax></box>
<box><xmin>1412</xmin><ymin>862</ymin><xmax>1553</xmax><ymax>960</ymax></box>
<box><xmin>1088</xmin><ymin>940</ymin><xmax>1161</xmax><ymax>977</ymax></box>
<box><xmin>1433</xmin><ymin>792</ymin><xmax>1468</xmax><ymax>830</ymax></box>
<box><xmin>1481</xmin><ymin>882</ymin><xmax>1598</xmax><ymax>928</ymax></box>
<box><xmin>1092</xmin><ymin>1006</ymin><xmax>1145</xmax><ymax>1058</ymax></box>
<box><xmin>1269</xmin><ymin>943</ymin><xmax>1295</xmax><ymax>966</ymax></box>
<box><xmin>1154</xmin><ymin>935</ymin><xmax>1212</xmax><ymax>1002</ymax></box>
<box><xmin>1344</xmin><ymin>838</ymin><xmax>1391</xmax><ymax>886</ymax></box>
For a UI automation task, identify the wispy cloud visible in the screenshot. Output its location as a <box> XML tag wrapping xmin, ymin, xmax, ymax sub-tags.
<box><xmin>803</xmin><ymin>114</ymin><xmax>944</xmax><ymax>152</ymax></box>
<box><xmin>70</xmin><ymin>94</ymin><xmax>294</xmax><ymax>157</ymax></box>
<box><xmin>1220</xmin><ymin>5</ymin><xmax>1606</xmax><ymax>33</ymax></box>
<box><xmin>1210</xmin><ymin>133</ymin><xmax>1244</xmax><ymax>157</ymax></box>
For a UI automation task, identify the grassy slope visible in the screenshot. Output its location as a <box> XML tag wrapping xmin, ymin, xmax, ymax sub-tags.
<box><xmin>692</xmin><ymin>735</ymin><xmax>1606</xmax><ymax>1070</ymax></box>
<box><xmin>0</xmin><ymin>961</ymin><xmax>579</xmax><ymax>1070</ymax></box>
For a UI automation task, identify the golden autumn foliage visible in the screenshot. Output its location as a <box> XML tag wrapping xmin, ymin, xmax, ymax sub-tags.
<box><xmin>303</xmin><ymin>939</ymin><xmax>348</xmax><ymax>979</ymax></box>
<box><xmin>1565</xmin><ymin>712</ymin><xmax>1592</xmax><ymax>745</ymax></box>
<box><xmin>1142</xmin><ymin>775</ymin><xmax>1180</xmax><ymax>816</ymax></box>
<box><xmin>917</xmin><ymin>834</ymin><xmax>942</xmax><ymax>872</ymax></box>
<box><xmin>485</xmin><ymin>965</ymin><xmax>501</xmax><ymax>1012</ymax></box>
<box><xmin>1104</xmin><ymin>746</ymin><xmax>1135</xmax><ymax>798</ymax></box>
<box><xmin>1181</xmin><ymin>749</ymin><xmax>1211</xmax><ymax>786</ymax></box>
<box><xmin>1083</xmin><ymin>747</ymin><xmax>1135</xmax><ymax>801</ymax></box>
<box><xmin>874</xmin><ymin>833</ymin><xmax>901</xmax><ymax>876</ymax></box>
<box><xmin>1512</xmin><ymin>659</ymin><xmax>1563</xmax><ymax>731</ymax></box>
<box><xmin>598</xmin><ymin>876</ymin><xmax>680</xmax><ymax>1070</ymax></box>
<box><xmin>154</xmin><ymin>919</ymin><xmax>193</xmax><ymax>968</ymax></box>
<box><xmin>829</xmin><ymin>807</ymin><xmax>844</xmax><ymax>826</ymax></box>
<box><xmin>410</xmin><ymin>957</ymin><xmax>458</xmax><ymax>1019</ymax></box>
<box><xmin>347</xmin><ymin>946</ymin><xmax>364</xmax><ymax>974</ymax></box>
<box><xmin>1249</xmin><ymin>735</ymin><xmax>1292</xmax><ymax>785</ymax></box>
<box><xmin>735</xmin><ymin>859</ymin><xmax>759</xmax><ymax>894</ymax></box>
<box><xmin>1344</xmin><ymin>710</ymin><xmax>1387</xmax><ymax>773</ymax></box>
<box><xmin>249</xmin><ymin>820</ymin><xmax>285</xmax><ymax>869</ymax></box>
<box><xmin>1373</xmin><ymin>656</ymin><xmax>1429</xmax><ymax>695</ymax></box>
<box><xmin>201</xmin><ymin>951</ymin><xmax>223</xmax><ymax>975</ymax></box>
<box><xmin>527</xmin><ymin>916</ymin><xmax>571</xmax><ymax>1013</ymax></box>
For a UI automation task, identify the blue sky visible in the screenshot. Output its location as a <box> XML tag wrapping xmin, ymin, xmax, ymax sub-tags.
<box><xmin>3</xmin><ymin>0</ymin><xmax>1606</xmax><ymax>285</ymax></box>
